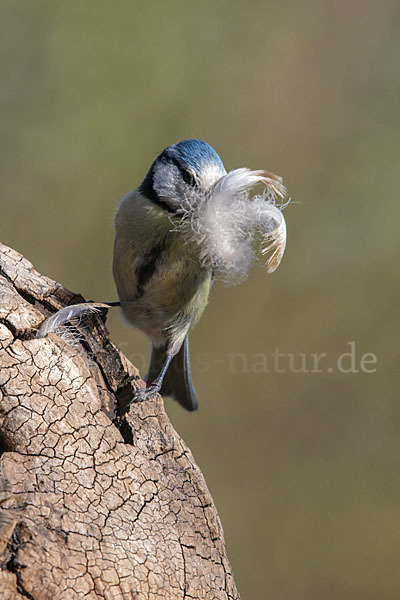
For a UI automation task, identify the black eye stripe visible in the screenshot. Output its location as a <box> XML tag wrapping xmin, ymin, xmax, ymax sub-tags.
<box><xmin>139</xmin><ymin>150</ymin><xmax>197</xmax><ymax>213</ymax></box>
<box><xmin>164</xmin><ymin>153</ymin><xmax>196</xmax><ymax>186</ymax></box>
<box><xmin>139</xmin><ymin>164</ymin><xmax>177</xmax><ymax>213</ymax></box>
<box><xmin>182</xmin><ymin>169</ymin><xmax>195</xmax><ymax>186</ymax></box>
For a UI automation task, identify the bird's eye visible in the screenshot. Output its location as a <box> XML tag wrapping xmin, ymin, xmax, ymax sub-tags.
<box><xmin>182</xmin><ymin>169</ymin><xmax>196</xmax><ymax>186</ymax></box>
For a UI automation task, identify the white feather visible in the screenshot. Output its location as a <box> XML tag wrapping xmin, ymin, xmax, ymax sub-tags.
<box><xmin>176</xmin><ymin>168</ymin><xmax>288</xmax><ymax>283</ymax></box>
<box><xmin>36</xmin><ymin>303</ymin><xmax>109</xmax><ymax>345</ymax></box>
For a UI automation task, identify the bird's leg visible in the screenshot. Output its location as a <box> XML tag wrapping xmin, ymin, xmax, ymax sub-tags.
<box><xmin>96</xmin><ymin>301</ymin><xmax>121</xmax><ymax>307</ymax></box>
<box><xmin>131</xmin><ymin>353</ymin><xmax>174</xmax><ymax>403</ymax></box>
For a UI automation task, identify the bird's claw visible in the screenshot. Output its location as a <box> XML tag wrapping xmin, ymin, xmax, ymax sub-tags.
<box><xmin>130</xmin><ymin>383</ymin><xmax>161</xmax><ymax>404</ymax></box>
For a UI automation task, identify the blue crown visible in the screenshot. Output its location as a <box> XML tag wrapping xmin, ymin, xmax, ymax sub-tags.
<box><xmin>169</xmin><ymin>139</ymin><xmax>225</xmax><ymax>172</ymax></box>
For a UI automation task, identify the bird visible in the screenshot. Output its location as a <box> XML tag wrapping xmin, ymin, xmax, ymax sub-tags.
<box><xmin>112</xmin><ymin>139</ymin><xmax>288</xmax><ymax>411</ymax></box>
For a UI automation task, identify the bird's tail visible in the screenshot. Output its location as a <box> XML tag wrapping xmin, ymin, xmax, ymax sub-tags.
<box><xmin>146</xmin><ymin>337</ymin><xmax>198</xmax><ymax>412</ymax></box>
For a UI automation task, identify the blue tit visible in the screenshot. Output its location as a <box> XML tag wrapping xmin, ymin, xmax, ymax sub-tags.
<box><xmin>113</xmin><ymin>139</ymin><xmax>288</xmax><ymax>411</ymax></box>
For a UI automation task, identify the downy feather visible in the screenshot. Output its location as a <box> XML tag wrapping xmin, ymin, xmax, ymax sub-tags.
<box><xmin>175</xmin><ymin>168</ymin><xmax>289</xmax><ymax>283</ymax></box>
<box><xmin>36</xmin><ymin>303</ymin><xmax>109</xmax><ymax>345</ymax></box>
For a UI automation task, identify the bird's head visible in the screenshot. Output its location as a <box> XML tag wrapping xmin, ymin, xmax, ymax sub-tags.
<box><xmin>139</xmin><ymin>139</ymin><xmax>227</xmax><ymax>212</ymax></box>
<box><xmin>139</xmin><ymin>138</ymin><xmax>289</xmax><ymax>280</ymax></box>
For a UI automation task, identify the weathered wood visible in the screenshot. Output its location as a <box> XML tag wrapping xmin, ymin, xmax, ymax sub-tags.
<box><xmin>0</xmin><ymin>243</ymin><xmax>239</xmax><ymax>600</ymax></box>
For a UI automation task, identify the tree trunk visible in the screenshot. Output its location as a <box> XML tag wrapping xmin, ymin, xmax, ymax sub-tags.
<box><xmin>0</xmin><ymin>243</ymin><xmax>239</xmax><ymax>600</ymax></box>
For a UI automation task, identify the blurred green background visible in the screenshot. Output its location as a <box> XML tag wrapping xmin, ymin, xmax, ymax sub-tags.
<box><xmin>1</xmin><ymin>1</ymin><xmax>399</xmax><ymax>597</ymax></box>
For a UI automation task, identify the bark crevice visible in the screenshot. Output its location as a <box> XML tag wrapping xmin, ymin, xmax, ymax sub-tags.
<box><xmin>0</xmin><ymin>242</ymin><xmax>239</xmax><ymax>600</ymax></box>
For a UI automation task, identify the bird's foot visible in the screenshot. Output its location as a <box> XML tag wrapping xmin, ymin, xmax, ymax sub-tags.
<box><xmin>130</xmin><ymin>382</ymin><xmax>161</xmax><ymax>404</ymax></box>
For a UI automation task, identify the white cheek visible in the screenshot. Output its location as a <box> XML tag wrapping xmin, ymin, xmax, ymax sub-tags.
<box><xmin>198</xmin><ymin>164</ymin><xmax>226</xmax><ymax>189</ymax></box>
<box><xmin>153</xmin><ymin>162</ymin><xmax>178</xmax><ymax>199</ymax></box>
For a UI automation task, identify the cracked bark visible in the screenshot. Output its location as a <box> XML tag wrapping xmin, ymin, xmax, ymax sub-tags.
<box><xmin>0</xmin><ymin>243</ymin><xmax>239</xmax><ymax>600</ymax></box>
